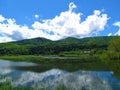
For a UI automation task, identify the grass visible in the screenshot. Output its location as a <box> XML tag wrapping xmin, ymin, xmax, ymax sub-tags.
<box><xmin>0</xmin><ymin>55</ymin><xmax>37</xmax><ymax>62</ymax></box>
<box><xmin>0</xmin><ymin>54</ymin><xmax>101</xmax><ymax>64</ymax></box>
<box><xmin>0</xmin><ymin>81</ymin><xmax>29</xmax><ymax>90</ymax></box>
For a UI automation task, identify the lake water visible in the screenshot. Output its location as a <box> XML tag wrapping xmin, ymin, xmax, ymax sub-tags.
<box><xmin>0</xmin><ymin>59</ymin><xmax>120</xmax><ymax>90</ymax></box>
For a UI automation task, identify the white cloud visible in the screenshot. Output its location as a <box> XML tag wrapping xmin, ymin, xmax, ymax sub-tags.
<box><xmin>34</xmin><ymin>14</ymin><xmax>39</xmax><ymax>19</ymax></box>
<box><xmin>108</xmin><ymin>33</ymin><xmax>112</xmax><ymax>36</ymax></box>
<box><xmin>113</xmin><ymin>21</ymin><xmax>120</xmax><ymax>35</ymax></box>
<box><xmin>69</xmin><ymin>2</ymin><xmax>77</xmax><ymax>12</ymax></box>
<box><xmin>32</xmin><ymin>3</ymin><xmax>108</xmax><ymax>40</ymax></box>
<box><xmin>113</xmin><ymin>21</ymin><xmax>120</xmax><ymax>27</ymax></box>
<box><xmin>0</xmin><ymin>15</ymin><xmax>5</xmax><ymax>22</ymax></box>
<box><xmin>0</xmin><ymin>2</ymin><xmax>108</xmax><ymax>42</ymax></box>
<box><xmin>0</xmin><ymin>36</ymin><xmax>13</xmax><ymax>43</ymax></box>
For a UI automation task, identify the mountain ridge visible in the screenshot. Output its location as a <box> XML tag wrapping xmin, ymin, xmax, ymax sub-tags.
<box><xmin>10</xmin><ymin>36</ymin><xmax>114</xmax><ymax>44</ymax></box>
<box><xmin>0</xmin><ymin>36</ymin><xmax>115</xmax><ymax>55</ymax></box>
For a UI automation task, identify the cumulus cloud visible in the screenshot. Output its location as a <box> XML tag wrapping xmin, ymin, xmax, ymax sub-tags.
<box><xmin>34</xmin><ymin>14</ymin><xmax>39</xmax><ymax>19</ymax></box>
<box><xmin>113</xmin><ymin>21</ymin><xmax>120</xmax><ymax>27</ymax></box>
<box><xmin>0</xmin><ymin>15</ymin><xmax>5</xmax><ymax>22</ymax></box>
<box><xmin>69</xmin><ymin>2</ymin><xmax>77</xmax><ymax>12</ymax></box>
<box><xmin>0</xmin><ymin>2</ymin><xmax>108</xmax><ymax>42</ymax></box>
<box><xmin>0</xmin><ymin>15</ymin><xmax>41</xmax><ymax>42</ymax></box>
<box><xmin>108</xmin><ymin>33</ymin><xmax>112</xmax><ymax>36</ymax></box>
<box><xmin>113</xmin><ymin>21</ymin><xmax>120</xmax><ymax>35</ymax></box>
<box><xmin>32</xmin><ymin>2</ymin><xmax>108</xmax><ymax>40</ymax></box>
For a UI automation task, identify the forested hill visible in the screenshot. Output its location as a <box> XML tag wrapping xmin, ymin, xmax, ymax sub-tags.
<box><xmin>13</xmin><ymin>37</ymin><xmax>52</xmax><ymax>45</ymax></box>
<box><xmin>0</xmin><ymin>36</ymin><xmax>114</xmax><ymax>55</ymax></box>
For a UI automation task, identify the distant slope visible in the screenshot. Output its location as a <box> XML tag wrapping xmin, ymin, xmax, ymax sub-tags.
<box><xmin>58</xmin><ymin>37</ymin><xmax>81</xmax><ymax>43</ymax></box>
<box><xmin>12</xmin><ymin>37</ymin><xmax>52</xmax><ymax>45</ymax></box>
<box><xmin>0</xmin><ymin>36</ymin><xmax>115</xmax><ymax>55</ymax></box>
<box><xmin>58</xmin><ymin>36</ymin><xmax>113</xmax><ymax>44</ymax></box>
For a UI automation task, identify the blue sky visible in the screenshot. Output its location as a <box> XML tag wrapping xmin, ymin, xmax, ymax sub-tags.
<box><xmin>0</xmin><ymin>0</ymin><xmax>120</xmax><ymax>42</ymax></box>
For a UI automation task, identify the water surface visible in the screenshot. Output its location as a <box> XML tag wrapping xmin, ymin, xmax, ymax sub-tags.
<box><xmin>0</xmin><ymin>59</ymin><xmax>120</xmax><ymax>90</ymax></box>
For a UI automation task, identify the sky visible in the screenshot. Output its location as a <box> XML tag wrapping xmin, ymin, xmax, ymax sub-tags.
<box><xmin>0</xmin><ymin>0</ymin><xmax>120</xmax><ymax>42</ymax></box>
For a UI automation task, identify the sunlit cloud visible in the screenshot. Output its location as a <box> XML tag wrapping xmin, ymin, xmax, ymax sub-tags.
<box><xmin>34</xmin><ymin>14</ymin><xmax>39</xmax><ymax>19</ymax></box>
<box><xmin>0</xmin><ymin>15</ymin><xmax>5</xmax><ymax>22</ymax></box>
<box><xmin>113</xmin><ymin>21</ymin><xmax>120</xmax><ymax>35</ymax></box>
<box><xmin>108</xmin><ymin>33</ymin><xmax>112</xmax><ymax>36</ymax></box>
<box><xmin>113</xmin><ymin>21</ymin><xmax>120</xmax><ymax>27</ymax></box>
<box><xmin>32</xmin><ymin>2</ymin><xmax>108</xmax><ymax>40</ymax></box>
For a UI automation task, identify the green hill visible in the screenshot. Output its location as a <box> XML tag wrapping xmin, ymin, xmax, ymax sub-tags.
<box><xmin>0</xmin><ymin>36</ymin><xmax>114</xmax><ymax>55</ymax></box>
<box><xmin>13</xmin><ymin>37</ymin><xmax>52</xmax><ymax>45</ymax></box>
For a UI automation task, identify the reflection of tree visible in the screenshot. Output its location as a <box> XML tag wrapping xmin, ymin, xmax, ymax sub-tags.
<box><xmin>108</xmin><ymin>61</ymin><xmax>120</xmax><ymax>77</ymax></box>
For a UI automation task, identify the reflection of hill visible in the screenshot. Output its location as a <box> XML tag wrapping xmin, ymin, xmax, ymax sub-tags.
<box><xmin>11</xmin><ymin>61</ymin><xmax>120</xmax><ymax>78</ymax></box>
<box><xmin>13</xmin><ymin>62</ymin><xmax>109</xmax><ymax>72</ymax></box>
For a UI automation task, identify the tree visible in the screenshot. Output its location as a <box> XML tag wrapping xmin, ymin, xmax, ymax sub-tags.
<box><xmin>107</xmin><ymin>36</ymin><xmax>120</xmax><ymax>60</ymax></box>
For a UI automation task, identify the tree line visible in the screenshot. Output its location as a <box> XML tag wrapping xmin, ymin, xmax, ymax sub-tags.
<box><xmin>0</xmin><ymin>36</ymin><xmax>112</xmax><ymax>56</ymax></box>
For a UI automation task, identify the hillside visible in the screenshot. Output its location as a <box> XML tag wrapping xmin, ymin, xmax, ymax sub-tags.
<box><xmin>13</xmin><ymin>37</ymin><xmax>52</xmax><ymax>45</ymax></box>
<box><xmin>0</xmin><ymin>36</ymin><xmax>114</xmax><ymax>55</ymax></box>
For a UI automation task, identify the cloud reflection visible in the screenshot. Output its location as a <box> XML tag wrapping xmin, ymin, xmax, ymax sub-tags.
<box><xmin>0</xmin><ymin>68</ymin><xmax>115</xmax><ymax>90</ymax></box>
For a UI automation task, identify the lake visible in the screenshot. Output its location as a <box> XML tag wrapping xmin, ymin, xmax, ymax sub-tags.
<box><xmin>0</xmin><ymin>59</ymin><xmax>120</xmax><ymax>90</ymax></box>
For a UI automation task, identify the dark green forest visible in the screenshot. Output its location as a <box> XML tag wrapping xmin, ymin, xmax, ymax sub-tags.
<box><xmin>0</xmin><ymin>36</ymin><xmax>120</xmax><ymax>60</ymax></box>
<box><xmin>0</xmin><ymin>36</ymin><xmax>111</xmax><ymax>55</ymax></box>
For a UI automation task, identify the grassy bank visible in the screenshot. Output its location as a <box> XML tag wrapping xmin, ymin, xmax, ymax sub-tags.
<box><xmin>0</xmin><ymin>55</ymin><xmax>101</xmax><ymax>63</ymax></box>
